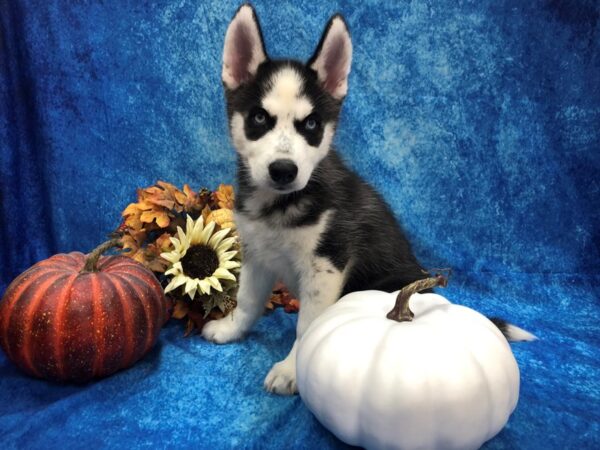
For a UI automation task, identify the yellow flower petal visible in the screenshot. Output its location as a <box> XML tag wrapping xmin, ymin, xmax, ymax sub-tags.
<box><xmin>177</xmin><ymin>226</ymin><xmax>189</xmax><ymax>250</ymax></box>
<box><xmin>164</xmin><ymin>261</ymin><xmax>183</xmax><ymax>276</ymax></box>
<box><xmin>206</xmin><ymin>276</ymin><xmax>223</xmax><ymax>292</ymax></box>
<box><xmin>191</xmin><ymin>216</ymin><xmax>205</xmax><ymax>243</ymax></box>
<box><xmin>186</xmin><ymin>215</ymin><xmax>195</xmax><ymax>236</ymax></box>
<box><xmin>218</xmin><ymin>250</ymin><xmax>237</xmax><ymax>262</ymax></box>
<box><xmin>222</xmin><ymin>260</ymin><xmax>241</xmax><ymax>270</ymax></box>
<box><xmin>213</xmin><ymin>267</ymin><xmax>236</xmax><ymax>281</ymax></box>
<box><xmin>169</xmin><ymin>236</ymin><xmax>181</xmax><ymax>249</ymax></box>
<box><xmin>199</xmin><ymin>220</ymin><xmax>216</xmax><ymax>245</ymax></box>
<box><xmin>164</xmin><ymin>267</ymin><xmax>178</xmax><ymax>276</ymax></box>
<box><xmin>217</xmin><ymin>237</ymin><xmax>237</xmax><ymax>252</ymax></box>
<box><xmin>184</xmin><ymin>278</ymin><xmax>196</xmax><ymax>294</ymax></box>
<box><xmin>164</xmin><ymin>274</ymin><xmax>187</xmax><ymax>293</ymax></box>
<box><xmin>160</xmin><ymin>251</ymin><xmax>181</xmax><ymax>264</ymax></box>
<box><xmin>198</xmin><ymin>278</ymin><xmax>212</xmax><ymax>295</ymax></box>
<box><xmin>208</xmin><ymin>228</ymin><xmax>231</xmax><ymax>248</ymax></box>
<box><xmin>184</xmin><ymin>278</ymin><xmax>198</xmax><ymax>299</ymax></box>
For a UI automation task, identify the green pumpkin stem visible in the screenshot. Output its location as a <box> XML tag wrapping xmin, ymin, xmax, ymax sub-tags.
<box><xmin>81</xmin><ymin>238</ymin><xmax>123</xmax><ymax>273</ymax></box>
<box><xmin>386</xmin><ymin>274</ymin><xmax>449</xmax><ymax>322</ymax></box>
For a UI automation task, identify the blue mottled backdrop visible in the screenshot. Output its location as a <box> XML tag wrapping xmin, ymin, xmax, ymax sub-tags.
<box><xmin>1</xmin><ymin>0</ymin><xmax>599</xmax><ymax>448</ymax></box>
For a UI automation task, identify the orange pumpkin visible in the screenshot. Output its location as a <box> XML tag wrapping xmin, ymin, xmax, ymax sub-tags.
<box><xmin>0</xmin><ymin>239</ymin><xmax>169</xmax><ymax>382</ymax></box>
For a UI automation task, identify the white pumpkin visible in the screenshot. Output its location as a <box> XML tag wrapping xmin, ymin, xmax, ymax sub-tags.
<box><xmin>297</xmin><ymin>285</ymin><xmax>527</xmax><ymax>450</ymax></box>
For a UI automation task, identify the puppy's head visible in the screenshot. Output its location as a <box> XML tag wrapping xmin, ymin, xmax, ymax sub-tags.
<box><xmin>222</xmin><ymin>4</ymin><xmax>352</xmax><ymax>194</ymax></box>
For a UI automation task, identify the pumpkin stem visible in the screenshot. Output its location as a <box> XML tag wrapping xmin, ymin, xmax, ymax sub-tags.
<box><xmin>386</xmin><ymin>274</ymin><xmax>449</xmax><ymax>322</ymax></box>
<box><xmin>81</xmin><ymin>238</ymin><xmax>123</xmax><ymax>273</ymax></box>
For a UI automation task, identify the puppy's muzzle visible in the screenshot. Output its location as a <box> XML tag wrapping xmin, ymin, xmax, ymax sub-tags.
<box><xmin>269</xmin><ymin>159</ymin><xmax>298</xmax><ymax>187</ymax></box>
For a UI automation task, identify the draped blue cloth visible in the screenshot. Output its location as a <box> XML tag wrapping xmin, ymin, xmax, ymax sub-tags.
<box><xmin>1</xmin><ymin>1</ymin><xmax>598</xmax><ymax>448</ymax></box>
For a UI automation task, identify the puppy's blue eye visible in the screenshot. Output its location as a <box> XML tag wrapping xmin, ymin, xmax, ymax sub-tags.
<box><xmin>253</xmin><ymin>111</ymin><xmax>267</xmax><ymax>125</ymax></box>
<box><xmin>305</xmin><ymin>118</ymin><xmax>317</xmax><ymax>131</ymax></box>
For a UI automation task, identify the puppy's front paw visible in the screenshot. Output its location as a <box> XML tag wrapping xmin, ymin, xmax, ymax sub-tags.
<box><xmin>264</xmin><ymin>359</ymin><xmax>297</xmax><ymax>395</ymax></box>
<box><xmin>202</xmin><ymin>316</ymin><xmax>245</xmax><ymax>344</ymax></box>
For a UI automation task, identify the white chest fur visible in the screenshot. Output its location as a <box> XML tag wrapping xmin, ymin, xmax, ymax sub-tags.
<box><xmin>235</xmin><ymin>209</ymin><xmax>332</xmax><ymax>290</ymax></box>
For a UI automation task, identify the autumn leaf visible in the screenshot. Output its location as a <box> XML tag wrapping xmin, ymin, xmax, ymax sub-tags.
<box><xmin>214</xmin><ymin>184</ymin><xmax>235</xmax><ymax>209</ymax></box>
<box><xmin>139</xmin><ymin>210</ymin><xmax>170</xmax><ymax>228</ymax></box>
<box><xmin>156</xmin><ymin>181</ymin><xmax>180</xmax><ymax>197</ymax></box>
<box><xmin>284</xmin><ymin>299</ymin><xmax>300</xmax><ymax>313</ymax></box>
<box><xmin>122</xmin><ymin>202</ymin><xmax>141</xmax><ymax>217</ymax></box>
<box><xmin>267</xmin><ymin>282</ymin><xmax>300</xmax><ymax>313</ymax></box>
<box><xmin>181</xmin><ymin>184</ymin><xmax>198</xmax><ymax>211</ymax></box>
<box><xmin>121</xmin><ymin>231</ymin><xmax>146</xmax><ymax>252</ymax></box>
<box><xmin>172</xmin><ymin>300</ymin><xmax>190</xmax><ymax>320</ymax></box>
<box><xmin>184</xmin><ymin>319</ymin><xmax>195</xmax><ymax>337</ymax></box>
<box><xmin>206</xmin><ymin>208</ymin><xmax>235</xmax><ymax>230</ymax></box>
<box><xmin>155</xmin><ymin>232</ymin><xmax>173</xmax><ymax>252</ymax></box>
<box><xmin>146</xmin><ymin>197</ymin><xmax>176</xmax><ymax>210</ymax></box>
<box><xmin>201</xmin><ymin>205</ymin><xmax>212</xmax><ymax>223</ymax></box>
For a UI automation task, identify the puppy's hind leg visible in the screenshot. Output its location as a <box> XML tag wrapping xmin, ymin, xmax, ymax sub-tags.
<box><xmin>202</xmin><ymin>258</ymin><xmax>275</xmax><ymax>344</ymax></box>
<box><xmin>264</xmin><ymin>257</ymin><xmax>344</xmax><ymax>395</ymax></box>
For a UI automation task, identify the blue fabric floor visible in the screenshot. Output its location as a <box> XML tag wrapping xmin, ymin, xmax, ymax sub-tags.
<box><xmin>1</xmin><ymin>272</ymin><xmax>598</xmax><ymax>449</ymax></box>
<box><xmin>1</xmin><ymin>1</ymin><xmax>599</xmax><ymax>448</ymax></box>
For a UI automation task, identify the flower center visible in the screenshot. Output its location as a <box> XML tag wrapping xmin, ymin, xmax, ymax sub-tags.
<box><xmin>181</xmin><ymin>244</ymin><xmax>220</xmax><ymax>280</ymax></box>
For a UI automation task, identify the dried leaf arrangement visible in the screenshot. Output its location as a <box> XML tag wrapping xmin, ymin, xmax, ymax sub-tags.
<box><xmin>115</xmin><ymin>182</ymin><xmax>239</xmax><ymax>335</ymax></box>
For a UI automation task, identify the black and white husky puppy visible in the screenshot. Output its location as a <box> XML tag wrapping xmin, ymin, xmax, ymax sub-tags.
<box><xmin>202</xmin><ymin>4</ymin><xmax>534</xmax><ymax>395</ymax></box>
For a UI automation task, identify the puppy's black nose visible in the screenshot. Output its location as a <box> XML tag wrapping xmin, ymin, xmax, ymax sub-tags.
<box><xmin>269</xmin><ymin>159</ymin><xmax>298</xmax><ymax>185</ymax></box>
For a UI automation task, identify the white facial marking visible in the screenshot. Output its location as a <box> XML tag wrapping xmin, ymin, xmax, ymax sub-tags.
<box><xmin>262</xmin><ymin>69</ymin><xmax>313</xmax><ymax>120</ymax></box>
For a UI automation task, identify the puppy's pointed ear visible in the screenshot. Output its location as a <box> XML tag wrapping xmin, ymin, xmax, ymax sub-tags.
<box><xmin>308</xmin><ymin>14</ymin><xmax>352</xmax><ymax>99</ymax></box>
<box><xmin>222</xmin><ymin>4</ymin><xmax>268</xmax><ymax>90</ymax></box>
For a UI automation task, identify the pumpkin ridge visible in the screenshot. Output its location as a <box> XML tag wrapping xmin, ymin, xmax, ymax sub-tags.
<box><xmin>108</xmin><ymin>273</ymin><xmax>148</xmax><ymax>362</ymax></box>
<box><xmin>96</xmin><ymin>256</ymin><xmax>131</xmax><ymax>271</ymax></box>
<box><xmin>123</xmin><ymin>272</ymin><xmax>157</xmax><ymax>354</ymax></box>
<box><xmin>97</xmin><ymin>273</ymin><xmax>130</xmax><ymax>375</ymax></box>
<box><xmin>466</xmin><ymin>345</ymin><xmax>495</xmax><ymax>438</ymax></box>
<box><xmin>108</xmin><ymin>272</ymin><xmax>153</xmax><ymax>358</ymax></box>
<box><xmin>450</xmin><ymin>309</ymin><xmax>507</xmax><ymax>441</ymax></box>
<box><xmin>52</xmin><ymin>274</ymin><xmax>79</xmax><ymax>380</ymax></box>
<box><xmin>356</xmin><ymin>322</ymin><xmax>397</xmax><ymax>445</ymax></box>
<box><xmin>89</xmin><ymin>274</ymin><xmax>106</xmax><ymax>377</ymax></box>
<box><xmin>100</xmin><ymin>273</ymin><xmax>134</xmax><ymax>370</ymax></box>
<box><xmin>2</xmin><ymin>269</ymin><xmax>65</xmax><ymax>364</ymax></box>
<box><xmin>46</xmin><ymin>253</ymin><xmax>85</xmax><ymax>270</ymax></box>
<box><xmin>104</xmin><ymin>262</ymin><xmax>158</xmax><ymax>277</ymax></box>
<box><xmin>475</xmin><ymin>319</ymin><xmax>520</xmax><ymax>428</ymax></box>
<box><xmin>20</xmin><ymin>273</ymin><xmax>72</xmax><ymax>378</ymax></box>
<box><xmin>0</xmin><ymin>266</ymin><xmax>52</xmax><ymax>354</ymax></box>
<box><xmin>115</xmin><ymin>265</ymin><xmax>166</xmax><ymax>327</ymax></box>
<box><xmin>302</xmin><ymin>315</ymin><xmax>386</xmax><ymax>440</ymax></box>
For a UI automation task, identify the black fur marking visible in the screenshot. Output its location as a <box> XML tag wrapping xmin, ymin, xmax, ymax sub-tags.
<box><xmin>294</xmin><ymin>113</ymin><xmax>323</xmax><ymax>147</ymax></box>
<box><xmin>245</xmin><ymin>106</ymin><xmax>276</xmax><ymax>140</ymax></box>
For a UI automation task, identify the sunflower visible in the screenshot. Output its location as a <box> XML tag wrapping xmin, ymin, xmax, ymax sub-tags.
<box><xmin>160</xmin><ymin>215</ymin><xmax>240</xmax><ymax>300</ymax></box>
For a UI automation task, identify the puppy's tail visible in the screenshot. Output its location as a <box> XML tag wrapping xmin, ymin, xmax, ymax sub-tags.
<box><xmin>489</xmin><ymin>317</ymin><xmax>538</xmax><ymax>342</ymax></box>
